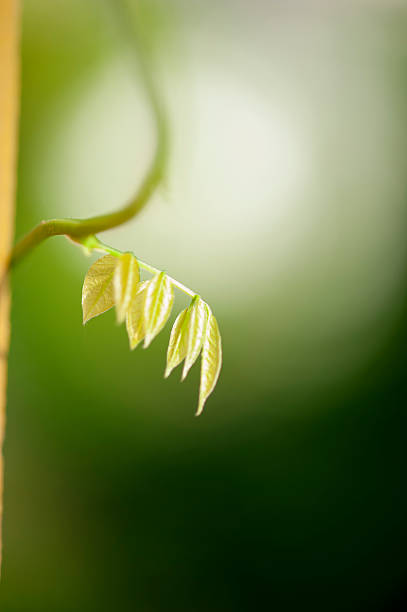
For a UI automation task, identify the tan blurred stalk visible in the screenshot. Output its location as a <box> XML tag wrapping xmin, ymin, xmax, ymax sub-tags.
<box><xmin>0</xmin><ymin>0</ymin><xmax>19</xmax><ymax>571</ymax></box>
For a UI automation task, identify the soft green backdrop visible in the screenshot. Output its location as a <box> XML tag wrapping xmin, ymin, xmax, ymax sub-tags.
<box><xmin>1</xmin><ymin>1</ymin><xmax>407</xmax><ymax>610</ymax></box>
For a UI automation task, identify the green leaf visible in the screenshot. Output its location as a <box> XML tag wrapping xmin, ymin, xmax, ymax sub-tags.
<box><xmin>125</xmin><ymin>281</ymin><xmax>149</xmax><ymax>349</ymax></box>
<box><xmin>143</xmin><ymin>272</ymin><xmax>174</xmax><ymax>347</ymax></box>
<box><xmin>197</xmin><ymin>310</ymin><xmax>222</xmax><ymax>416</ymax></box>
<box><xmin>82</xmin><ymin>254</ymin><xmax>118</xmax><ymax>324</ymax></box>
<box><xmin>165</xmin><ymin>307</ymin><xmax>189</xmax><ymax>378</ymax></box>
<box><xmin>114</xmin><ymin>253</ymin><xmax>140</xmax><ymax>323</ymax></box>
<box><xmin>182</xmin><ymin>297</ymin><xmax>208</xmax><ymax>381</ymax></box>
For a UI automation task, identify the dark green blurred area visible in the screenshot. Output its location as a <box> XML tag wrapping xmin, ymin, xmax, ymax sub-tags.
<box><xmin>1</xmin><ymin>1</ymin><xmax>407</xmax><ymax>610</ymax></box>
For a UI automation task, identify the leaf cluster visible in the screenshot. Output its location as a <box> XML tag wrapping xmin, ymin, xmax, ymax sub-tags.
<box><xmin>82</xmin><ymin>254</ymin><xmax>222</xmax><ymax>415</ymax></box>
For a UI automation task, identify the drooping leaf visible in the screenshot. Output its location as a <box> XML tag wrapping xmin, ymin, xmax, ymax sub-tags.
<box><xmin>82</xmin><ymin>254</ymin><xmax>118</xmax><ymax>324</ymax></box>
<box><xmin>114</xmin><ymin>253</ymin><xmax>140</xmax><ymax>323</ymax></box>
<box><xmin>143</xmin><ymin>272</ymin><xmax>174</xmax><ymax>348</ymax></box>
<box><xmin>182</xmin><ymin>297</ymin><xmax>208</xmax><ymax>381</ymax></box>
<box><xmin>197</xmin><ymin>310</ymin><xmax>222</xmax><ymax>416</ymax></box>
<box><xmin>165</xmin><ymin>307</ymin><xmax>189</xmax><ymax>378</ymax></box>
<box><xmin>126</xmin><ymin>281</ymin><xmax>149</xmax><ymax>349</ymax></box>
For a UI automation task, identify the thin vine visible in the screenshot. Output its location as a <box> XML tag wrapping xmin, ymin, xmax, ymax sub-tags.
<box><xmin>3</xmin><ymin>0</ymin><xmax>222</xmax><ymax>415</ymax></box>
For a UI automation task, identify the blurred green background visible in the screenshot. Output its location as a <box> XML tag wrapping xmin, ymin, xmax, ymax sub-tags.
<box><xmin>1</xmin><ymin>0</ymin><xmax>407</xmax><ymax>610</ymax></box>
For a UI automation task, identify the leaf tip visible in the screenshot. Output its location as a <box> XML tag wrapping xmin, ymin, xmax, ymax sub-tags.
<box><xmin>195</xmin><ymin>402</ymin><xmax>205</xmax><ymax>417</ymax></box>
<box><xmin>143</xmin><ymin>336</ymin><xmax>152</xmax><ymax>349</ymax></box>
<box><xmin>82</xmin><ymin>310</ymin><xmax>93</xmax><ymax>325</ymax></box>
<box><xmin>180</xmin><ymin>365</ymin><xmax>189</xmax><ymax>382</ymax></box>
<box><xmin>116</xmin><ymin>308</ymin><xmax>126</xmax><ymax>325</ymax></box>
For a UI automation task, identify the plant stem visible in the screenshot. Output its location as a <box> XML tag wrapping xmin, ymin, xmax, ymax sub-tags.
<box><xmin>83</xmin><ymin>236</ymin><xmax>197</xmax><ymax>299</ymax></box>
<box><xmin>0</xmin><ymin>0</ymin><xmax>19</xmax><ymax>573</ymax></box>
<box><xmin>6</xmin><ymin>0</ymin><xmax>168</xmax><ymax>271</ymax></box>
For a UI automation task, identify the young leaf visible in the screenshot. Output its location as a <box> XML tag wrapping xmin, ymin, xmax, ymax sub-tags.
<box><xmin>165</xmin><ymin>307</ymin><xmax>189</xmax><ymax>378</ymax></box>
<box><xmin>126</xmin><ymin>281</ymin><xmax>149</xmax><ymax>349</ymax></box>
<box><xmin>82</xmin><ymin>254</ymin><xmax>118</xmax><ymax>324</ymax></box>
<box><xmin>197</xmin><ymin>310</ymin><xmax>222</xmax><ymax>416</ymax></box>
<box><xmin>182</xmin><ymin>297</ymin><xmax>208</xmax><ymax>381</ymax></box>
<box><xmin>114</xmin><ymin>253</ymin><xmax>140</xmax><ymax>323</ymax></box>
<box><xmin>143</xmin><ymin>272</ymin><xmax>174</xmax><ymax>348</ymax></box>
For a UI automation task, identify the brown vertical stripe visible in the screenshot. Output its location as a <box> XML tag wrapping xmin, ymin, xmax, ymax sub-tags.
<box><xmin>0</xmin><ymin>0</ymin><xmax>20</xmax><ymax>571</ymax></box>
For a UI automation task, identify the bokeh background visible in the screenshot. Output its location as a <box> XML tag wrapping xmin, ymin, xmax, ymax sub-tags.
<box><xmin>1</xmin><ymin>0</ymin><xmax>407</xmax><ymax>610</ymax></box>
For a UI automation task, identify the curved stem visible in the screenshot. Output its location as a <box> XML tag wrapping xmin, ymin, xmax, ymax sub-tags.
<box><xmin>6</xmin><ymin>0</ymin><xmax>168</xmax><ymax>271</ymax></box>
